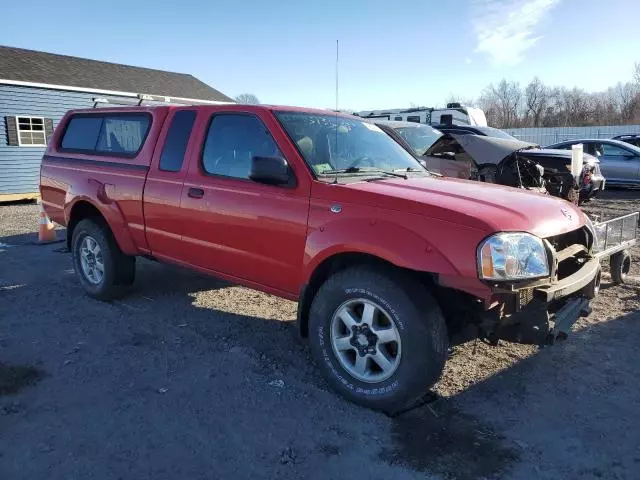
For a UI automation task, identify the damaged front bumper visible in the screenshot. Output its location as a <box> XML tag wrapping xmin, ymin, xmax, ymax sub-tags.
<box><xmin>550</xmin><ymin>296</ymin><xmax>591</xmax><ymax>341</ymax></box>
<box><xmin>486</xmin><ymin>256</ymin><xmax>601</xmax><ymax>346</ymax></box>
<box><xmin>535</xmin><ymin>256</ymin><xmax>600</xmax><ymax>302</ymax></box>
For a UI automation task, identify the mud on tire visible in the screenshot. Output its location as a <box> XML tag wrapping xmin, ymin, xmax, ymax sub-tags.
<box><xmin>308</xmin><ymin>266</ymin><xmax>448</xmax><ymax>412</ymax></box>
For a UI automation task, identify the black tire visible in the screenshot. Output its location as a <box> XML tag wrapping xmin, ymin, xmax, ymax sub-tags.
<box><xmin>583</xmin><ymin>267</ymin><xmax>601</xmax><ymax>299</ymax></box>
<box><xmin>610</xmin><ymin>249</ymin><xmax>631</xmax><ymax>285</ymax></box>
<box><xmin>71</xmin><ymin>218</ymin><xmax>135</xmax><ymax>300</ymax></box>
<box><xmin>308</xmin><ymin>266</ymin><xmax>448</xmax><ymax>412</ymax></box>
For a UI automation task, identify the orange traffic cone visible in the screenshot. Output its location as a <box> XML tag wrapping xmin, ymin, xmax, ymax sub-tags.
<box><xmin>38</xmin><ymin>203</ymin><xmax>57</xmax><ymax>243</ymax></box>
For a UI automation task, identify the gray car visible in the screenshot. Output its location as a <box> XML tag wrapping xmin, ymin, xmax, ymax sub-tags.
<box><xmin>547</xmin><ymin>139</ymin><xmax>640</xmax><ymax>186</ymax></box>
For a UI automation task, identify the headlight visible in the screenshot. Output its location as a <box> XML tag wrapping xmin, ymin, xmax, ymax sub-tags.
<box><xmin>478</xmin><ymin>233</ymin><xmax>549</xmax><ymax>281</ymax></box>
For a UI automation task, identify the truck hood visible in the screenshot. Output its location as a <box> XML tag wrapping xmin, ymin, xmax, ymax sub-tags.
<box><xmin>337</xmin><ymin>176</ymin><xmax>585</xmax><ymax>239</ymax></box>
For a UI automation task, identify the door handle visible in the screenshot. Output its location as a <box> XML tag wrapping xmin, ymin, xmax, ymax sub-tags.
<box><xmin>188</xmin><ymin>187</ymin><xmax>204</xmax><ymax>199</ymax></box>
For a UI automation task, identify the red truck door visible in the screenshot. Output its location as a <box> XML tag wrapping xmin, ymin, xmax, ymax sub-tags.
<box><xmin>143</xmin><ymin>108</ymin><xmax>198</xmax><ymax>263</ymax></box>
<box><xmin>179</xmin><ymin>109</ymin><xmax>310</xmax><ymax>296</ymax></box>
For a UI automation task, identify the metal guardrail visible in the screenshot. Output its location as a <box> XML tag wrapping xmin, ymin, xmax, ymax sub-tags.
<box><xmin>593</xmin><ymin>211</ymin><xmax>639</xmax><ymax>258</ymax></box>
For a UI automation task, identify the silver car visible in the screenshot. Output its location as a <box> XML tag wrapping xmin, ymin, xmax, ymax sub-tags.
<box><xmin>547</xmin><ymin>139</ymin><xmax>640</xmax><ymax>186</ymax></box>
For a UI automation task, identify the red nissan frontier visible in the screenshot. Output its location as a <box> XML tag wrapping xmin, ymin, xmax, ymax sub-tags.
<box><xmin>40</xmin><ymin>105</ymin><xmax>601</xmax><ymax>412</ymax></box>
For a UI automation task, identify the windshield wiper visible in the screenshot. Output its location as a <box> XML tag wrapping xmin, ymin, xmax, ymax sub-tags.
<box><xmin>318</xmin><ymin>166</ymin><xmax>361</xmax><ymax>175</ymax></box>
<box><xmin>319</xmin><ymin>166</ymin><xmax>408</xmax><ymax>179</ymax></box>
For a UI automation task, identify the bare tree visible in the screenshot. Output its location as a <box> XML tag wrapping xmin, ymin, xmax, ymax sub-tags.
<box><xmin>524</xmin><ymin>77</ymin><xmax>549</xmax><ymax>127</ymax></box>
<box><xmin>234</xmin><ymin>93</ymin><xmax>260</xmax><ymax>104</ymax></box>
<box><xmin>466</xmin><ymin>61</ymin><xmax>640</xmax><ymax>128</ymax></box>
<box><xmin>614</xmin><ymin>83</ymin><xmax>633</xmax><ymax>122</ymax></box>
<box><xmin>540</xmin><ymin>87</ymin><xmax>563</xmax><ymax>127</ymax></box>
<box><xmin>562</xmin><ymin>88</ymin><xmax>593</xmax><ymax>126</ymax></box>
<box><xmin>479</xmin><ymin>80</ymin><xmax>522</xmax><ymax>128</ymax></box>
<box><xmin>591</xmin><ymin>91</ymin><xmax>616</xmax><ymax>125</ymax></box>
<box><xmin>477</xmin><ymin>92</ymin><xmax>501</xmax><ymax>127</ymax></box>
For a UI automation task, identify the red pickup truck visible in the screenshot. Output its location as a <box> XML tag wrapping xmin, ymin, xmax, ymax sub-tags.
<box><xmin>40</xmin><ymin>105</ymin><xmax>601</xmax><ymax>412</ymax></box>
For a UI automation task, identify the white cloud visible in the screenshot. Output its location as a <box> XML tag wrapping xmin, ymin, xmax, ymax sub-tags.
<box><xmin>465</xmin><ymin>57</ymin><xmax>473</xmax><ymax>64</ymax></box>
<box><xmin>472</xmin><ymin>0</ymin><xmax>561</xmax><ymax>66</ymax></box>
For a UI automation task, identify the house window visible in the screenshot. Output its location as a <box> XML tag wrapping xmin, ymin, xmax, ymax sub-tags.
<box><xmin>16</xmin><ymin>116</ymin><xmax>47</xmax><ymax>146</ymax></box>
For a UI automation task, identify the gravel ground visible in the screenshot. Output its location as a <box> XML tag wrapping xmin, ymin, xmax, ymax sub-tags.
<box><xmin>1</xmin><ymin>191</ymin><xmax>639</xmax><ymax>479</ymax></box>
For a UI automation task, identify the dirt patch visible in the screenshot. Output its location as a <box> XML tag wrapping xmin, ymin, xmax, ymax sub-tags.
<box><xmin>0</xmin><ymin>363</ymin><xmax>44</xmax><ymax>396</ymax></box>
<box><xmin>381</xmin><ymin>399</ymin><xmax>519</xmax><ymax>479</ymax></box>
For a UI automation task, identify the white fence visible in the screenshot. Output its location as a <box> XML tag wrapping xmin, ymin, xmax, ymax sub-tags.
<box><xmin>503</xmin><ymin>125</ymin><xmax>640</xmax><ymax>146</ymax></box>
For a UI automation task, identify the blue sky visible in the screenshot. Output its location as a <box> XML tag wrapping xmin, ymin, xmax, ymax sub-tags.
<box><xmin>2</xmin><ymin>0</ymin><xmax>638</xmax><ymax>110</ymax></box>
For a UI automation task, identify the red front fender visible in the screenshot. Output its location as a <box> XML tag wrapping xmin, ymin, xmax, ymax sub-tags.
<box><xmin>302</xmin><ymin>218</ymin><xmax>460</xmax><ymax>284</ymax></box>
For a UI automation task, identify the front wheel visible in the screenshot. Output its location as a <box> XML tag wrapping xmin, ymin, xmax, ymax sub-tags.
<box><xmin>308</xmin><ymin>266</ymin><xmax>448</xmax><ymax>412</ymax></box>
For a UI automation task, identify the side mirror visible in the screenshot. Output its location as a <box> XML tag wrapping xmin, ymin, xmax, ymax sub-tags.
<box><xmin>249</xmin><ymin>156</ymin><xmax>291</xmax><ymax>186</ymax></box>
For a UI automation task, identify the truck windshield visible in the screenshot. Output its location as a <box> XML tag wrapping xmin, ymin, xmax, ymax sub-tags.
<box><xmin>276</xmin><ymin>112</ymin><xmax>425</xmax><ymax>176</ymax></box>
<box><xmin>394</xmin><ymin>125</ymin><xmax>442</xmax><ymax>155</ymax></box>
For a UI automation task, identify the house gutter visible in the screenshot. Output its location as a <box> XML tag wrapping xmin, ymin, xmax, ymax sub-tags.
<box><xmin>0</xmin><ymin>79</ymin><xmax>233</xmax><ymax>105</ymax></box>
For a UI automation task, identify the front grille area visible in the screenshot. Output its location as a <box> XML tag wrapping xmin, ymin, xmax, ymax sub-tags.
<box><xmin>546</xmin><ymin>227</ymin><xmax>589</xmax><ymax>252</ymax></box>
<box><xmin>518</xmin><ymin>288</ymin><xmax>535</xmax><ymax>308</ymax></box>
<box><xmin>546</xmin><ymin>227</ymin><xmax>591</xmax><ymax>281</ymax></box>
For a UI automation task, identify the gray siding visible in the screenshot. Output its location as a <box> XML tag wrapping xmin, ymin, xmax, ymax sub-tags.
<box><xmin>0</xmin><ymin>84</ymin><xmax>133</xmax><ymax>195</ymax></box>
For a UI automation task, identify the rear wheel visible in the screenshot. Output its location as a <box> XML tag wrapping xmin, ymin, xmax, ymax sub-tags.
<box><xmin>610</xmin><ymin>249</ymin><xmax>631</xmax><ymax>285</ymax></box>
<box><xmin>308</xmin><ymin>266</ymin><xmax>448</xmax><ymax>412</ymax></box>
<box><xmin>72</xmin><ymin>219</ymin><xmax>135</xmax><ymax>300</ymax></box>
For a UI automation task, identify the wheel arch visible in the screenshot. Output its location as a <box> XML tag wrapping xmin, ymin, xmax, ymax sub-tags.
<box><xmin>296</xmin><ymin>251</ymin><xmax>435</xmax><ymax>338</ymax></box>
<box><xmin>66</xmin><ymin>200</ymin><xmax>106</xmax><ymax>251</ymax></box>
<box><xmin>66</xmin><ymin>199</ymin><xmax>137</xmax><ymax>254</ymax></box>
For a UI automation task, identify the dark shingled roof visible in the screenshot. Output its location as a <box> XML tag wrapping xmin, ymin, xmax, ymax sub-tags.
<box><xmin>0</xmin><ymin>45</ymin><xmax>232</xmax><ymax>102</ymax></box>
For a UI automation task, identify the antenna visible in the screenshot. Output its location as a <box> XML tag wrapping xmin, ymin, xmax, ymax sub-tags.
<box><xmin>335</xmin><ymin>39</ymin><xmax>339</xmax><ymax>112</ymax></box>
<box><xmin>334</xmin><ymin>39</ymin><xmax>339</xmax><ymax>183</ymax></box>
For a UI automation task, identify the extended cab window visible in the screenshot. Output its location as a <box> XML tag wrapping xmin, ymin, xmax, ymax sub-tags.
<box><xmin>202</xmin><ymin>114</ymin><xmax>282</xmax><ymax>179</ymax></box>
<box><xmin>160</xmin><ymin>110</ymin><xmax>196</xmax><ymax>172</ymax></box>
<box><xmin>61</xmin><ymin>114</ymin><xmax>151</xmax><ymax>156</ymax></box>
